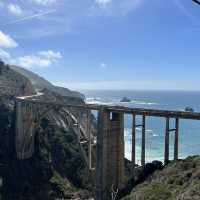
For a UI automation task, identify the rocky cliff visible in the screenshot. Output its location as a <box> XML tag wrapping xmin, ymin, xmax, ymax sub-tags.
<box><xmin>0</xmin><ymin>61</ymin><xmax>36</xmax><ymax>97</ymax></box>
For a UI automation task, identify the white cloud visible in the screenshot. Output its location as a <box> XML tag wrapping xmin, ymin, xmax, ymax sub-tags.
<box><xmin>100</xmin><ymin>62</ymin><xmax>107</xmax><ymax>69</ymax></box>
<box><xmin>0</xmin><ymin>49</ymin><xmax>11</xmax><ymax>59</ymax></box>
<box><xmin>0</xmin><ymin>31</ymin><xmax>18</xmax><ymax>48</ymax></box>
<box><xmin>92</xmin><ymin>0</ymin><xmax>143</xmax><ymax>15</ymax></box>
<box><xmin>96</xmin><ymin>0</ymin><xmax>112</xmax><ymax>8</ymax></box>
<box><xmin>31</xmin><ymin>0</ymin><xmax>57</xmax><ymax>6</ymax></box>
<box><xmin>19</xmin><ymin>55</ymin><xmax>51</xmax><ymax>68</ymax></box>
<box><xmin>17</xmin><ymin>50</ymin><xmax>62</xmax><ymax>68</ymax></box>
<box><xmin>7</xmin><ymin>3</ymin><xmax>23</xmax><ymax>16</ymax></box>
<box><xmin>38</xmin><ymin>50</ymin><xmax>62</xmax><ymax>60</ymax></box>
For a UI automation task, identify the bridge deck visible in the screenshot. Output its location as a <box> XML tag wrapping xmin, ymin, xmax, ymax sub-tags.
<box><xmin>18</xmin><ymin>98</ymin><xmax>200</xmax><ymax>120</ymax></box>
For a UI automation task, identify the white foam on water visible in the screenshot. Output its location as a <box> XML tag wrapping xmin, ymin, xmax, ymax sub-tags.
<box><xmin>153</xmin><ymin>133</ymin><xmax>159</xmax><ymax>137</ymax></box>
<box><xmin>124</xmin><ymin>127</ymin><xmax>164</xmax><ymax>163</ymax></box>
<box><xmin>85</xmin><ymin>97</ymin><xmax>158</xmax><ymax>107</ymax></box>
<box><xmin>136</xmin><ymin>127</ymin><xmax>142</xmax><ymax>131</ymax></box>
<box><xmin>130</xmin><ymin>100</ymin><xmax>157</xmax><ymax>105</ymax></box>
<box><xmin>135</xmin><ymin>127</ymin><xmax>154</xmax><ymax>133</ymax></box>
<box><xmin>85</xmin><ymin>97</ymin><xmax>119</xmax><ymax>105</ymax></box>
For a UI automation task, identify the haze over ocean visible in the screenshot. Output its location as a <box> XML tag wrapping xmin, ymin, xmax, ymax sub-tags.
<box><xmin>83</xmin><ymin>90</ymin><xmax>200</xmax><ymax>164</ymax></box>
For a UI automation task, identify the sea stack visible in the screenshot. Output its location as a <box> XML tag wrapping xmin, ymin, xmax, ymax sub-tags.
<box><xmin>120</xmin><ymin>97</ymin><xmax>131</xmax><ymax>103</ymax></box>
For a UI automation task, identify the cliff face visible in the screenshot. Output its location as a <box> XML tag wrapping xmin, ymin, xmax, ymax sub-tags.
<box><xmin>122</xmin><ymin>156</ymin><xmax>200</xmax><ymax>200</ymax></box>
<box><xmin>10</xmin><ymin>65</ymin><xmax>85</xmax><ymax>99</ymax></box>
<box><xmin>0</xmin><ymin>61</ymin><xmax>93</xmax><ymax>200</ymax></box>
<box><xmin>0</xmin><ymin>61</ymin><xmax>36</xmax><ymax>97</ymax></box>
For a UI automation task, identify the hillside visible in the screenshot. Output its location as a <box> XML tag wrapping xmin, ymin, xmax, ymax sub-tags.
<box><xmin>122</xmin><ymin>156</ymin><xmax>200</xmax><ymax>200</ymax></box>
<box><xmin>0</xmin><ymin>61</ymin><xmax>36</xmax><ymax>97</ymax></box>
<box><xmin>10</xmin><ymin>65</ymin><xmax>85</xmax><ymax>99</ymax></box>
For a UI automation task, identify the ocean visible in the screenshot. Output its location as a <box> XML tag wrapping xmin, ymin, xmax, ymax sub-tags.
<box><xmin>82</xmin><ymin>90</ymin><xmax>200</xmax><ymax>164</ymax></box>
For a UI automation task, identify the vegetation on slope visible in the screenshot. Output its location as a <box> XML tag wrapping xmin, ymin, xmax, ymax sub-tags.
<box><xmin>122</xmin><ymin>156</ymin><xmax>200</xmax><ymax>200</ymax></box>
<box><xmin>0</xmin><ymin>95</ymin><xmax>94</xmax><ymax>200</ymax></box>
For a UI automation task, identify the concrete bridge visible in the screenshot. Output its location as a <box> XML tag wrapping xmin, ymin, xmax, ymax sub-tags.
<box><xmin>14</xmin><ymin>97</ymin><xmax>200</xmax><ymax>200</ymax></box>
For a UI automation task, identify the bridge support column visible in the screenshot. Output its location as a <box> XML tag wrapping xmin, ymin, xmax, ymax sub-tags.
<box><xmin>141</xmin><ymin>115</ymin><xmax>146</xmax><ymax>166</ymax></box>
<box><xmin>164</xmin><ymin>117</ymin><xmax>170</xmax><ymax>165</ymax></box>
<box><xmin>96</xmin><ymin>108</ymin><xmax>125</xmax><ymax>200</ymax></box>
<box><xmin>131</xmin><ymin>114</ymin><xmax>136</xmax><ymax>171</ymax></box>
<box><xmin>15</xmin><ymin>101</ymin><xmax>36</xmax><ymax>160</ymax></box>
<box><xmin>174</xmin><ymin>118</ymin><xmax>179</xmax><ymax>161</ymax></box>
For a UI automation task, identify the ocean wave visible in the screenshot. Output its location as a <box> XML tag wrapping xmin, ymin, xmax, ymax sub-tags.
<box><xmin>135</xmin><ymin>127</ymin><xmax>153</xmax><ymax>133</ymax></box>
<box><xmin>152</xmin><ymin>133</ymin><xmax>159</xmax><ymax>137</ymax></box>
<box><xmin>124</xmin><ymin>128</ymin><xmax>155</xmax><ymax>139</ymax></box>
<box><xmin>85</xmin><ymin>98</ymin><xmax>110</xmax><ymax>105</ymax></box>
<box><xmin>131</xmin><ymin>100</ymin><xmax>157</xmax><ymax>105</ymax></box>
<box><xmin>124</xmin><ymin>128</ymin><xmax>132</xmax><ymax>138</ymax></box>
<box><xmin>85</xmin><ymin>97</ymin><xmax>158</xmax><ymax>106</ymax></box>
<box><xmin>86</xmin><ymin>97</ymin><xmax>101</xmax><ymax>101</ymax></box>
<box><xmin>124</xmin><ymin>127</ymin><xmax>154</xmax><ymax>133</ymax></box>
<box><xmin>125</xmin><ymin>142</ymin><xmax>165</xmax><ymax>162</ymax></box>
<box><xmin>118</xmin><ymin>100</ymin><xmax>157</xmax><ymax>105</ymax></box>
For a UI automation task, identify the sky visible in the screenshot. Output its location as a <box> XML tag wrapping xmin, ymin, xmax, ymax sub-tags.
<box><xmin>0</xmin><ymin>0</ymin><xmax>200</xmax><ymax>91</ymax></box>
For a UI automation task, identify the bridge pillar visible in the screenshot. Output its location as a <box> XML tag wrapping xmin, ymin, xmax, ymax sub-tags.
<box><xmin>164</xmin><ymin>117</ymin><xmax>170</xmax><ymax>165</ymax></box>
<box><xmin>96</xmin><ymin>108</ymin><xmax>124</xmax><ymax>200</ymax></box>
<box><xmin>15</xmin><ymin>101</ymin><xmax>36</xmax><ymax>160</ymax></box>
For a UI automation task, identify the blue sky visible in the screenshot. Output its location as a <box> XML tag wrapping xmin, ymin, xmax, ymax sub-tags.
<box><xmin>0</xmin><ymin>0</ymin><xmax>200</xmax><ymax>90</ymax></box>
